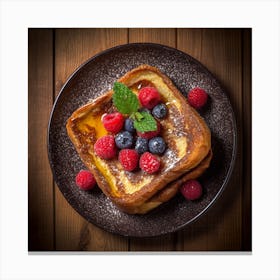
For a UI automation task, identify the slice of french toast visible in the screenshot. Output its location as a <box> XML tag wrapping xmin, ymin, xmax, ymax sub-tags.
<box><xmin>66</xmin><ymin>65</ymin><xmax>211</xmax><ymax>214</ymax></box>
<box><xmin>135</xmin><ymin>150</ymin><xmax>212</xmax><ymax>214</ymax></box>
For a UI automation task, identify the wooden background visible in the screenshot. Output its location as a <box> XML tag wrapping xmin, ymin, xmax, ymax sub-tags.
<box><xmin>28</xmin><ymin>28</ymin><xmax>251</xmax><ymax>251</ymax></box>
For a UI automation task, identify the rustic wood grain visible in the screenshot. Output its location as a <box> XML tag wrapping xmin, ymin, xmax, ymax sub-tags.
<box><xmin>28</xmin><ymin>29</ymin><xmax>54</xmax><ymax>250</ymax></box>
<box><xmin>176</xmin><ymin>28</ymin><xmax>243</xmax><ymax>250</ymax></box>
<box><xmin>54</xmin><ymin>28</ymin><xmax>129</xmax><ymax>251</ymax></box>
<box><xmin>242</xmin><ymin>29</ymin><xmax>252</xmax><ymax>251</ymax></box>
<box><xmin>129</xmin><ymin>28</ymin><xmax>176</xmax><ymax>47</ymax></box>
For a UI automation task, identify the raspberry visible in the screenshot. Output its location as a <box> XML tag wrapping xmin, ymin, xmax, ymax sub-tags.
<box><xmin>119</xmin><ymin>149</ymin><xmax>139</xmax><ymax>171</ymax></box>
<box><xmin>180</xmin><ymin>180</ymin><xmax>203</xmax><ymax>200</ymax></box>
<box><xmin>94</xmin><ymin>135</ymin><xmax>117</xmax><ymax>159</ymax></box>
<box><xmin>138</xmin><ymin>87</ymin><xmax>161</xmax><ymax>109</ymax></box>
<box><xmin>75</xmin><ymin>170</ymin><xmax>96</xmax><ymax>190</ymax></box>
<box><xmin>137</xmin><ymin>121</ymin><xmax>161</xmax><ymax>139</ymax></box>
<box><xmin>139</xmin><ymin>152</ymin><xmax>160</xmax><ymax>174</ymax></box>
<box><xmin>102</xmin><ymin>112</ymin><xmax>124</xmax><ymax>133</ymax></box>
<box><xmin>187</xmin><ymin>87</ymin><xmax>208</xmax><ymax>109</ymax></box>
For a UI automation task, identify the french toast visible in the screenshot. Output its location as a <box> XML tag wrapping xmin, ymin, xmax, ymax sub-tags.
<box><xmin>66</xmin><ymin>65</ymin><xmax>211</xmax><ymax>214</ymax></box>
<box><xmin>135</xmin><ymin>150</ymin><xmax>212</xmax><ymax>214</ymax></box>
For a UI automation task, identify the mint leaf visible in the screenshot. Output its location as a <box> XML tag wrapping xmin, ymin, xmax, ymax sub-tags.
<box><xmin>112</xmin><ymin>82</ymin><xmax>139</xmax><ymax>114</ymax></box>
<box><xmin>133</xmin><ymin>112</ymin><xmax>157</xmax><ymax>132</ymax></box>
<box><xmin>112</xmin><ymin>82</ymin><xmax>157</xmax><ymax>132</ymax></box>
<box><xmin>135</xmin><ymin>112</ymin><xmax>144</xmax><ymax>121</ymax></box>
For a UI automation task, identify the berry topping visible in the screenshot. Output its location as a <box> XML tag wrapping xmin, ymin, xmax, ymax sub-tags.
<box><xmin>138</xmin><ymin>87</ymin><xmax>161</xmax><ymax>109</ymax></box>
<box><xmin>102</xmin><ymin>112</ymin><xmax>124</xmax><ymax>133</ymax></box>
<box><xmin>119</xmin><ymin>149</ymin><xmax>139</xmax><ymax>171</ymax></box>
<box><xmin>137</xmin><ymin>121</ymin><xmax>161</xmax><ymax>139</ymax></box>
<box><xmin>148</xmin><ymin>137</ymin><xmax>166</xmax><ymax>155</ymax></box>
<box><xmin>187</xmin><ymin>88</ymin><xmax>208</xmax><ymax>109</ymax></box>
<box><xmin>139</xmin><ymin>152</ymin><xmax>160</xmax><ymax>174</ymax></box>
<box><xmin>152</xmin><ymin>103</ymin><xmax>168</xmax><ymax>119</ymax></box>
<box><xmin>94</xmin><ymin>135</ymin><xmax>117</xmax><ymax>159</ymax></box>
<box><xmin>135</xmin><ymin>137</ymin><xmax>149</xmax><ymax>154</ymax></box>
<box><xmin>115</xmin><ymin>131</ymin><xmax>134</xmax><ymax>149</ymax></box>
<box><xmin>180</xmin><ymin>180</ymin><xmax>203</xmax><ymax>200</ymax></box>
<box><xmin>124</xmin><ymin>118</ymin><xmax>136</xmax><ymax>133</ymax></box>
<box><xmin>75</xmin><ymin>170</ymin><xmax>96</xmax><ymax>190</ymax></box>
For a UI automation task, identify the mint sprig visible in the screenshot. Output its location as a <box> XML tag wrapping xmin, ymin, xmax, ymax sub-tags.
<box><xmin>112</xmin><ymin>82</ymin><xmax>157</xmax><ymax>132</ymax></box>
<box><xmin>112</xmin><ymin>82</ymin><xmax>139</xmax><ymax>114</ymax></box>
<box><xmin>134</xmin><ymin>112</ymin><xmax>144</xmax><ymax>121</ymax></box>
<box><xmin>132</xmin><ymin>111</ymin><xmax>157</xmax><ymax>132</ymax></box>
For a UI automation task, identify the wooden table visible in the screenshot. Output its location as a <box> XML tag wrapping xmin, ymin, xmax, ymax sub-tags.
<box><xmin>28</xmin><ymin>28</ymin><xmax>251</xmax><ymax>251</ymax></box>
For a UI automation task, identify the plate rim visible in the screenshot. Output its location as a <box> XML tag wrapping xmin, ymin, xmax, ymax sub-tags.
<box><xmin>47</xmin><ymin>42</ymin><xmax>237</xmax><ymax>238</ymax></box>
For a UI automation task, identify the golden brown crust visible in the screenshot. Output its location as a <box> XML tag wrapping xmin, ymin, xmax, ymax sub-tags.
<box><xmin>129</xmin><ymin>150</ymin><xmax>212</xmax><ymax>214</ymax></box>
<box><xmin>66</xmin><ymin>64</ymin><xmax>211</xmax><ymax>213</ymax></box>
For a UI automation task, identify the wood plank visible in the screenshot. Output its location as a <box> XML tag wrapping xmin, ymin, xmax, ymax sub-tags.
<box><xmin>54</xmin><ymin>28</ymin><xmax>129</xmax><ymax>251</ymax></box>
<box><xmin>129</xmin><ymin>28</ymin><xmax>176</xmax><ymax>251</ymax></box>
<box><xmin>28</xmin><ymin>28</ymin><xmax>54</xmax><ymax>250</ymax></box>
<box><xmin>241</xmin><ymin>29</ymin><xmax>252</xmax><ymax>251</ymax></box>
<box><xmin>129</xmin><ymin>28</ymin><xmax>176</xmax><ymax>47</ymax></box>
<box><xmin>129</xmin><ymin>234</ymin><xmax>176</xmax><ymax>251</ymax></box>
<box><xmin>176</xmin><ymin>28</ymin><xmax>243</xmax><ymax>250</ymax></box>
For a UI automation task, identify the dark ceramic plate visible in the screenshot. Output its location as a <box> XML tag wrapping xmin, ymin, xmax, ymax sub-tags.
<box><xmin>48</xmin><ymin>43</ymin><xmax>237</xmax><ymax>237</ymax></box>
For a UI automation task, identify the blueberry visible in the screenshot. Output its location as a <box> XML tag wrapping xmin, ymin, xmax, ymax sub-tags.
<box><xmin>152</xmin><ymin>103</ymin><xmax>168</xmax><ymax>119</ymax></box>
<box><xmin>115</xmin><ymin>131</ymin><xmax>134</xmax><ymax>149</ymax></box>
<box><xmin>148</xmin><ymin>137</ymin><xmax>166</xmax><ymax>154</ymax></box>
<box><xmin>124</xmin><ymin>118</ymin><xmax>135</xmax><ymax>133</ymax></box>
<box><xmin>135</xmin><ymin>137</ymin><xmax>148</xmax><ymax>154</ymax></box>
